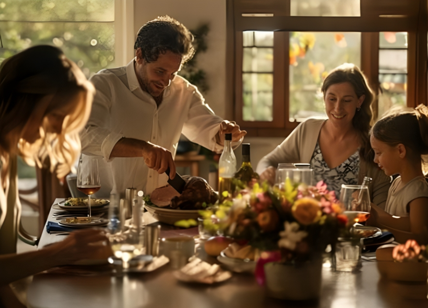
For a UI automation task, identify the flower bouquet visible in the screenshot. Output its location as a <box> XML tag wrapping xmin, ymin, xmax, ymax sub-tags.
<box><xmin>205</xmin><ymin>179</ymin><xmax>348</xmax><ymax>300</ymax></box>
<box><xmin>217</xmin><ymin>180</ymin><xmax>347</xmax><ymax>262</ymax></box>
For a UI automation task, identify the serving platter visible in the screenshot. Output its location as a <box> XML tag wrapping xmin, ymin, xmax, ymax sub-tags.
<box><xmin>145</xmin><ymin>204</ymin><xmax>200</xmax><ymax>225</ymax></box>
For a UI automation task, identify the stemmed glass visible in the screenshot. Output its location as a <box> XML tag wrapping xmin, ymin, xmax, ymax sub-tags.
<box><xmin>339</xmin><ymin>184</ymin><xmax>371</xmax><ymax>227</ymax></box>
<box><xmin>77</xmin><ymin>157</ymin><xmax>101</xmax><ymax>219</ymax></box>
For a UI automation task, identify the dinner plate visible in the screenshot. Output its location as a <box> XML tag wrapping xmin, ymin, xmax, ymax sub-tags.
<box><xmin>58</xmin><ymin>198</ymin><xmax>109</xmax><ymax>210</ymax></box>
<box><xmin>353</xmin><ymin>225</ymin><xmax>382</xmax><ymax>239</ymax></box>
<box><xmin>217</xmin><ymin>251</ymin><xmax>256</xmax><ymax>273</ymax></box>
<box><xmin>58</xmin><ymin>217</ymin><xmax>109</xmax><ymax>228</ymax></box>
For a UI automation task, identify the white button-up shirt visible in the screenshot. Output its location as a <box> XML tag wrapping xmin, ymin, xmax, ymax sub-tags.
<box><xmin>80</xmin><ymin>60</ymin><xmax>227</xmax><ymax>197</ymax></box>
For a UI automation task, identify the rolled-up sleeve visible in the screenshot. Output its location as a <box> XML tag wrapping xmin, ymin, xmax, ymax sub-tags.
<box><xmin>80</xmin><ymin>74</ymin><xmax>124</xmax><ymax>162</ymax></box>
<box><xmin>181</xmin><ymin>88</ymin><xmax>225</xmax><ymax>153</ymax></box>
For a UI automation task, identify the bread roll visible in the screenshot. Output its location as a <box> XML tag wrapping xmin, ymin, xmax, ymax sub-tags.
<box><xmin>376</xmin><ymin>244</ymin><xmax>396</xmax><ymax>261</ymax></box>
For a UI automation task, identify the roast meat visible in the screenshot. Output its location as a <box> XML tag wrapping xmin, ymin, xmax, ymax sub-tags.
<box><xmin>170</xmin><ymin>176</ymin><xmax>218</xmax><ymax>209</ymax></box>
<box><xmin>150</xmin><ymin>175</ymin><xmax>218</xmax><ymax>209</ymax></box>
<box><xmin>150</xmin><ymin>185</ymin><xmax>180</xmax><ymax>207</ymax></box>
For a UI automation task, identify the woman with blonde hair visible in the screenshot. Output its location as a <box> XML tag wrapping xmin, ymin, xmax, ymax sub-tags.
<box><xmin>257</xmin><ymin>63</ymin><xmax>390</xmax><ymax>205</ymax></box>
<box><xmin>0</xmin><ymin>45</ymin><xmax>107</xmax><ymax>307</ymax></box>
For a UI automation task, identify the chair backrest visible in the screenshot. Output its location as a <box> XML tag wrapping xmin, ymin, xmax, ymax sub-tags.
<box><xmin>66</xmin><ymin>173</ymin><xmax>87</xmax><ymax>198</ymax></box>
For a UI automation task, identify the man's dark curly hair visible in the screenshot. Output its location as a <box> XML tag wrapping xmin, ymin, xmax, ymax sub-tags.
<box><xmin>134</xmin><ymin>15</ymin><xmax>195</xmax><ymax>64</ymax></box>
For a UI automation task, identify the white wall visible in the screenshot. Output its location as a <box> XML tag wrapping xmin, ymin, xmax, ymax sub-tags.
<box><xmin>133</xmin><ymin>0</ymin><xmax>227</xmax><ymax>117</ymax></box>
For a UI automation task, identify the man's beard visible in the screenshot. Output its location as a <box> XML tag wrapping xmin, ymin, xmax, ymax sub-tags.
<box><xmin>141</xmin><ymin>76</ymin><xmax>162</xmax><ymax>99</ymax></box>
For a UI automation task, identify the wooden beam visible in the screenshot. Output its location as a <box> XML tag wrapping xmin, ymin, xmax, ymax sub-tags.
<box><xmin>235</xmin><ymin>16</ymin><xmax>418</xmax><ymax>32</ymax></box>
<box><xmin>361</xmin><ymin>32</ymin><xmax>380</xmax><ymax>121</ymax></box>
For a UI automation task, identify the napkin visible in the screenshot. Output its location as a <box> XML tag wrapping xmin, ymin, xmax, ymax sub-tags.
<box><xmin>46</xmin><ymin>221</ymin><xmax>75</xmax><ymax>234</ymax></box>
<box><xmin>362</xmin><ymin>231</ymin><xmax>394</xmax><ymax>252</ymax></box>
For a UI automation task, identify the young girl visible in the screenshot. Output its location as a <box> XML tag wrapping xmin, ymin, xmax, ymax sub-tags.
<box><xmin>369</xmin><ymin>104</ymin><xmax>428</xmax><ymax>243</ymax></box>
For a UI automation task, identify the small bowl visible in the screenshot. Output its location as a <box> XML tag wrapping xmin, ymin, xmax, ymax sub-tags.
<box><xmin>145</xmin><ymin>205</ymin><xmax>200</xmax><ymax>225</ymax></box>
<box><xmin>376</xmin><ymin>260</ymin><xmax>428</xmax><ymax>282</ymax></box>
<box><xmin>217</xmin><ymin>251</ymin><xmax>256</xmax><ymax>273</ymax></box>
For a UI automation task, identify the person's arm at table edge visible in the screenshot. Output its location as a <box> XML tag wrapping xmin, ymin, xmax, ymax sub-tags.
<box><xmin>368</xmin><ymin>200</ymin><xmax>428</xmax><ymax>244</ymax></box>
<box><xmin>0</xmin><ymin>228</ymin><xmax>107</xmax><ymax>285</ymax></box>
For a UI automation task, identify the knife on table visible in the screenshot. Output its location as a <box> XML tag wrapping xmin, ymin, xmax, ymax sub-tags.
<box><xmin>165</xmin><ymin>167</ymin><xmax>186</xmax><ymax>194</ymax></box>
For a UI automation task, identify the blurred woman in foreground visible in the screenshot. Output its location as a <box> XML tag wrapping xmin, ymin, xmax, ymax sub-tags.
<box><xmin>0</xmin><ymin>45</ymin><xmax>107</xmax><ymax>307</ymax></box>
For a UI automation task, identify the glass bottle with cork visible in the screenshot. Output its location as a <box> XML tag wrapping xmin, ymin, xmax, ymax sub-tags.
<box><xmin>234</xmin><ymin>143</ymin><xmax>259</xmax><ymax>187</ymax></box>
<box><xmin>218</xmin><ymin>133</ymin><xmax>236</xmax><ymax>201</ymax></box>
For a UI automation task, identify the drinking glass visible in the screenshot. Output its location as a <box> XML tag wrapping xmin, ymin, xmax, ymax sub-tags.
<box><xmin>108</xmin><ymin>198</ymin><xmax>145</xmax><ymax>270</ymax></box>
<box><xmin>276</xmin><ymin>164</ymin><xmax>314</xmax><ymax>188</ymax></box>
<box><xmin>77</xmin><ymin>157</ymin><xmax>100</xmax><ymax>218</ymax></box>
<box><xmin>339</xmin><ymin>184</ymin><xmax>371</xmax><ymax>226</ymax></box>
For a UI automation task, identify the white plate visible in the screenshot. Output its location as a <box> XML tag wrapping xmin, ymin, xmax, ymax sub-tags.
<box><xmin>58</xmin><ymin>198</ymin><xmax>109</xmax><ymax>210</ymax></box>
<box><xmin>58</xmin><ymin>217</ymin><xmax>109</xmax><ymax>228</ymax></box>
<box><xmin>217</xmin><ymin>251</ymin><xmax>256</xmax><ymax>273</ymax></box>
<box><xmin>108</xmin><ymin>255</ymin><xmax>169</xmax><ymax>273</ymax></box>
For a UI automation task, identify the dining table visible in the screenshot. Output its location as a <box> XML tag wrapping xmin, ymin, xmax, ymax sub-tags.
<box><xmin>27</xmin><ymin>199</ymin><xmax>428</xmax><ymax>308</ymax></box>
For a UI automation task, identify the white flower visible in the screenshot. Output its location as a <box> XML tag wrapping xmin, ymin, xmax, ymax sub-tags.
<box><xmin>233</xmin><ymin>197</ymin><xmax>248</xmax><ymax>209</ymax></box>
<box><xmin>278</xmin><ymin>221</ymin><xmax>308</xmax><ymax>251</ymax></box>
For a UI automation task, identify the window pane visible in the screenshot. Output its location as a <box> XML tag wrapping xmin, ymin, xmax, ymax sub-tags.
<box><xmin>254</xmin><ymin>32</ymin><xmax>273</xmax><ymax>46</ymax></box>
<box><xmin>243</xmin><ymin>31</ymin><xmax>254</xmax><ymax>47</ymax></box>
<box><xmin>378</xmin><ymin>74</ymin><xmax>406</xmax><ymax>117</ymax></box>
<box><xmin>243</xmin><ymin>47</ymin><xmax>273</xmax><ymax>72</ymax></box>
<box><xmin>242</xmin><ymin>73</ymin><xmax>273</xmax><ymax>121</ymax></box>
<box><xmin>378</xmin><ymin>31</ymin><xmax>407</xmax><ymax>118</ymax></box>
<box><xmin>379</xmin><ymin>50</ymin><xmax>407</xmax><ymax>74</ymax></box>
<box><xmin>0</xmin><ymin>0</ymin><xmax>114</xmax><ymax>22</ymax></box>
<box><xmin>0</xmin><ymin>21</ymin><xmax>115</xmax><ymax>78</ymax></box>
<box><xmin>289</xmin><ymin>32</ymin><xmax>361</xmax><ymax>121</ymax></box>
<box><xmin>291</xmin><ymin>0</ymin><xmax>360</xmax><ymax>17</ymax></box>
<box><xmin>379</xmin><ymin>32</ymin><xmax>408</xmax><ymax>49</ymax></box>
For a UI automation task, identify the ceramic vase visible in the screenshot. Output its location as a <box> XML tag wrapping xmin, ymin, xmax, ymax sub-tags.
<box><xmin>264</xmin><ymin>259</ymin><xmax>322</xmax><ymax>300</ymax></box>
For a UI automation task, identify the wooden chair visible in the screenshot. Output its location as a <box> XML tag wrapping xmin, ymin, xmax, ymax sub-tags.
<box><xmin>18</xmin><ymin>160</ymin><xmax>71</xmax><ymax>246</ymax></box>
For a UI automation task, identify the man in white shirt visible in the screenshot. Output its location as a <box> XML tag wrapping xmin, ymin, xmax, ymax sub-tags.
<box><xmin>80</xmin><ymin>16</ymin><xmax>246</xmax><ymax>197</ymax></box>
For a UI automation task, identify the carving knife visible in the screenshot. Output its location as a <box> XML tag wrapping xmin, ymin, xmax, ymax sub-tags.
<box><xmin>165</xmin><ymin>167</ymin><xmax>186</xmax><ymax>194</ymax></box>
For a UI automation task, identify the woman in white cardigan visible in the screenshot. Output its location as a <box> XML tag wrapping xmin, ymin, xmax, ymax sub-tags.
<box><xmin>0</xmin><ymin>46</ymin><xmax>107</xmax><ymax>307</ymax></box>
<box><xmin>257</xmin><ymin>63</ymin><xmax>390</xmax><ymax>207</ymax></box>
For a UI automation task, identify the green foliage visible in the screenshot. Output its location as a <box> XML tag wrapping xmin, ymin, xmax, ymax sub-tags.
<box><xmin>0</xmin><ymin>0</ymin><xmax>115</xmax><ymax>79</ymax></box>
<box><xmin>180</xmin><ymin>23</ymin><xmax>210</xmax><ymax>93</ymax></box>
<box><xmin>17</xmin><ymin>156</ymin><xmax>36</xmax><ymax>178</ymax></box>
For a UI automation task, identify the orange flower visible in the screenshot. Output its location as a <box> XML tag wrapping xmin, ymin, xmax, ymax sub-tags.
<box><xmin>331</xmin><ymin>203</ymin><xmax>343</xmax><ymax>214</ymax></box>
<box><xmin>292</xmin><ymin>197</ymin><xmax>321</xmax><ymax>225</ymax></box>
<box><xmin>257</xmin><ymin>210</ymin><xmax>279</xmax><ymax>232</ymax></box>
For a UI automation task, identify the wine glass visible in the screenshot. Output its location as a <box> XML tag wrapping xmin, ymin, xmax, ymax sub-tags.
<box><xmin>339</xmin><ymin>184</ymin><xmax>371</xmax><ymax>227</ymax></box>
<box><xmin>77</xmin><ymin>157</ymin><xmax>101</xmax><ymax>219</ymax></box>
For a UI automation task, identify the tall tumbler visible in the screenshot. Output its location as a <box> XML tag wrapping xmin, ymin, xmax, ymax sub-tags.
<box><xmin>145</xmin><ymin>225</ymin><xmax>161</xmax><ymax>256</ymax></box>
<box><xmin>125</xmin><ymin>188</ymin><xmax>137</xmax><ymax>219</ymax></box>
